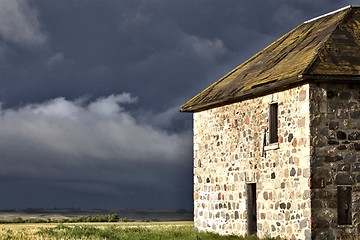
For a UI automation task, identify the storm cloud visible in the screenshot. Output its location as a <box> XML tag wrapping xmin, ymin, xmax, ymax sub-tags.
<box><xmin>0</xmin><ymin>0</ymin><xmax>355</xmax><ymax>209</ymax></box>
<box><xmin>0</xmin><ymin>94</ymin><xmax>192</xmax><ymax>209</ymax></box>
<box><xmin>0</xmin><ymin>0</ymin><xmax>45</xmax><ymax>46</ymax></box>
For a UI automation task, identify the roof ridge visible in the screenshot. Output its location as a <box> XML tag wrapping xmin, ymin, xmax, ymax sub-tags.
<box><xmin>301</xmin><ymin>7</ymin><xmax>353</xmax><ymax>76</ymax></box>
<box><xmin>304</xmin><ymin>5</ymin><xmax>353</xmax><ymax>24</ymax></box>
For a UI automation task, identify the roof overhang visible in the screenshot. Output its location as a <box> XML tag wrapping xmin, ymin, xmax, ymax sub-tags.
<box><xmin>181</xmin><ymin>74</ymin><xmax>360</xmax><ymax>113</ymax></box>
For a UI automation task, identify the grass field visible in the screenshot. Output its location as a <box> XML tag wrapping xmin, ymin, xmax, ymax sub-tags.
<box><xmin>0</xmin><ymin>222</ymin><xmax>265</xmax><ymax>240</ymax></box>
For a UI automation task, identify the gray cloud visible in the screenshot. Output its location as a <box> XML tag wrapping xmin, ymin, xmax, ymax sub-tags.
<box><xmin>0</xmin><ymin>0</ymin><xmax>356</xmax><ymax>210</ymax></box>
<box><xmin>0</xmin><ymin>94</ymin><xmax>192</xmax><ymax>209</ymax></box>
<box><xmin>47</xmin><ymin>52</ymin><xmax>64</xmax><ymax>66</ymax></box>
<box><xmin>0</xmin><ymin>0</ymin><xmax>353</xmax><ymax>109</ymax></box>
<box><xmin>0</xmin><ymin>0</ymin><xmax>46</xmax><ymax>46</ymax></box>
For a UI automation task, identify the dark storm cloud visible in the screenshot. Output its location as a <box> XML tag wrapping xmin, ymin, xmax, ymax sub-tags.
<box><xmin>0</xmin><ymin>0</ymin><xmax>354</xmax><ymax>107</ymax></box>
<box><xmin>0</xmin><ymin>94</ymin><xmax>192</xmax><ymax>209</ymax></box>
<box><xmin>0</xmin><ymin>0</ymin><xmax>356</xmax><ymax>209</ymax></box>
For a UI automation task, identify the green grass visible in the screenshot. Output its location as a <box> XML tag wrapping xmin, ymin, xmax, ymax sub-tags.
<box><xmin>35</xmin><ymin>224</ymin><xmax>271</xmax><ymax>240</ymax></box>
<box><xmin>3</xmin><ymin>222</ymin><xmax>359</xmax><ymax>240</ymax></box>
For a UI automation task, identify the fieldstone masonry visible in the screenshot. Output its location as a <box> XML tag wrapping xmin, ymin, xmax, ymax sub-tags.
<box><xmin>184</xmin><ymin>6</ymin><xmax>360</xmax><ymax>240</ymax></box>
<box><xmin>194</xmin><ymin>84</ymin><xmax>312</xmax><ymax>239</ymax></box>
<box><xmin>193</xmin><ymin>83</ymin><xmax>360</xmax><ymax>239</ymax></box>
<box><xmin>310</xmin><ymin>83</ymin><xmax>360</xmax><ymax>239</ymax></box>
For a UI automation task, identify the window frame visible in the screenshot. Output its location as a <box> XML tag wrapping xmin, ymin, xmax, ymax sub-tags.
<box><xmin>269</xmin><ymin>102</ymin><xmax>278</xmax><ymax>144</ymax></box>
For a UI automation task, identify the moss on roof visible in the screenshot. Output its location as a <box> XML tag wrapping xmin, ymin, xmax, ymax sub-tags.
<box><xmin>181</xmin><ymin>6</ymin><xmax>360</xmax><ymax>112</ymax></box>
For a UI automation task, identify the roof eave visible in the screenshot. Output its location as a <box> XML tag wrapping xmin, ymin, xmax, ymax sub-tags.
<box><xmin>180</xmin><ymin>75</ymin><xmax>306</xmax><ymax>112</ymax></box>
<box><xmin>181</xmin><ymin>74</ymin><xmax>360</xmax><ymax>112</ymax></box>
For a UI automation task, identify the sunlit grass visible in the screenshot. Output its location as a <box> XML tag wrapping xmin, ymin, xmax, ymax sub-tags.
<box><xmin>0</xmin><ymin>227</ymin><xmax>44</xmax><ymax>240</ymax></box>
<box><xmin>36</xmin><ymin>224</ymin><xmax>242</xmax><ymax>240</ymax></box>
<box><xmin>0</xmin><ymin>222</ymin><xmax>273</xmax><ymax>240</ymax></box>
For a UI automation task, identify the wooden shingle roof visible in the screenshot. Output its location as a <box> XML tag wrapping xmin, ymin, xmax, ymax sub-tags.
<box><xmin>181</xmin><ymin>6</ymin><xmax>360</xmax><ymax>112</ymax></box>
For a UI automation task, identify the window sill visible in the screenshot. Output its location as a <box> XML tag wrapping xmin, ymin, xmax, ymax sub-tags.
<box><xmin>338</xmin><ymin>224</ymin><xmax>353</xmax><ymax>227</ymax></box>
<box><xmin>264</xmin><ymin>143</ymin><xmax>279</xmax><ymax>151</ymax></box>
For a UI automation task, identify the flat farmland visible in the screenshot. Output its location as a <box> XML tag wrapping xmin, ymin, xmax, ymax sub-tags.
<box><xmin>0</xmin><ymin>210</ymin><xmax>264</xmax><ymax>239</ymax></box>
<box><xmin>0</xmin><ymin>209</ymin><xmax>199</xmax><ymax>239</ymax></box>
<box><xmin>0</xmin><ymin>222</ymin><xmax>193</xmax><ymax>240</ymax></box>
<box><xmin>0</xmin><ymin>222</ymin><xmax>251</xmax><ymax>240</ymax></box>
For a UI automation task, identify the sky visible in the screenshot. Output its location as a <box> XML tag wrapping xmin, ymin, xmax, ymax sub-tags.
<box><xmin>0</xmin><ymin>0</ymin><xmax>355</xmax><ymax>210</ymax></box>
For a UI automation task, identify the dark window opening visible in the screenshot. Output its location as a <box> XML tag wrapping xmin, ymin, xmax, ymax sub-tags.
<box><xmin>247</xmin><ymin>183</ymin><xmax>257</xmax><ymax>235</ymax></box>
<box><xmin>269</xmin><ymin>103</ymin><xmax>278</xmax><ymax>144</ymax></box>
<box><xmin>338</xmin><ymin>186</ymin><xmax>352</xmax><ymax>225</ymax></box>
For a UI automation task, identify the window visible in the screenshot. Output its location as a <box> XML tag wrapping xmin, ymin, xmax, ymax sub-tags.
<box><xmin>338</xmin><ymin>186</ymin><xmax>352</xmax><ymax>225</ymax></box>
<box><xmin>269</xmin><ymin>103</ymin><xmax>278</xmax><ymax>144</ymax></box>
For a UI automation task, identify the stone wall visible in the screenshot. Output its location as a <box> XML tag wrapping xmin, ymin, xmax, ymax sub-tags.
<box><xmin>193</xmin><ymin>84</ymin><xmax>312</xmax><ymax>239</ymax></box>
<box><xmin>310</xmin><ymin>83</ymin><xmax>360</xmax><ymax>239</ymax></box>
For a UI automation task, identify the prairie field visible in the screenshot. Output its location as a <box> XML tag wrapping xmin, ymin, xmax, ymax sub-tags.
<box><xmin>0</xmin><ymin>222</ymin><xmax>263</xmax><ymax>240</ymax></box>
<box><xmin>0</xmin><ymin>210</ymin><xmax>269</xmax><ymax>239</ymax></box>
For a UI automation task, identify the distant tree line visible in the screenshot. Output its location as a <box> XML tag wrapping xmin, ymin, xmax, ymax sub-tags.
<box><xmin>0</xmin><ymin>213</ymin><xmax>128</xmax><ymax>224</ymax></box>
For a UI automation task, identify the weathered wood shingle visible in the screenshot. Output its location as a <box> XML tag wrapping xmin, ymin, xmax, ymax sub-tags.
<box><xmin>181</xmin><ymin>6</ymin><xmax>360</xmax><ymax>112</ymax></box>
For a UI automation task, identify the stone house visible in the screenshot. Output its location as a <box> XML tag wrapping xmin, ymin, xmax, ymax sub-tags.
<box><xmin>181</xmin><ymin>6</ymin><xmax>360</xmax><ymax>240</ymax></box>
